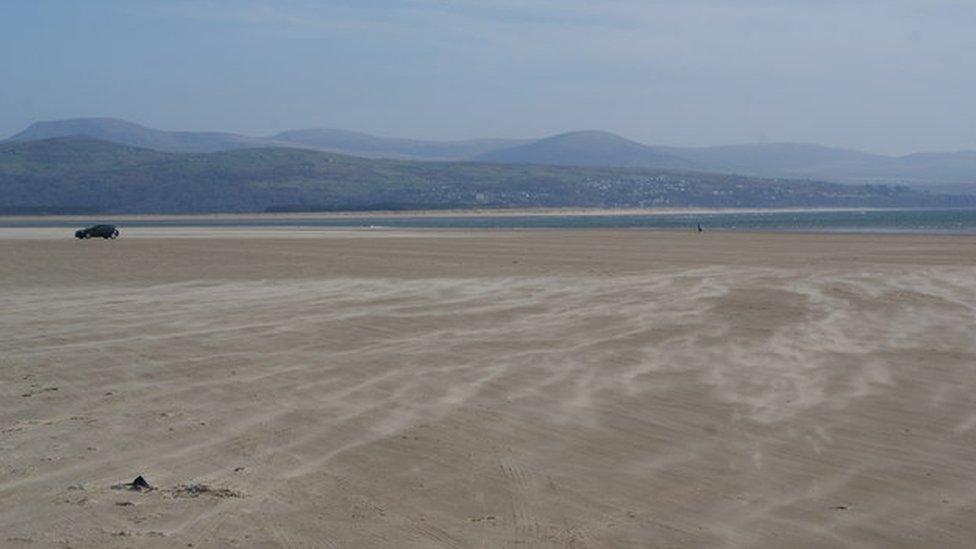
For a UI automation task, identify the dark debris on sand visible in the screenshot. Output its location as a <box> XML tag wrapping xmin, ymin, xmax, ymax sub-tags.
<box><xmin>168</xmin><ymin>483</ymin><xmax>243</xmax><ymax>499</ymax></box>
<box><xmin>109</xmin><ymin>476</ymin><xmax>243</xmax><ymax>499</ymax></box>
<box><xmin>111</xmin><ymin>475</ymin><xmax>153</xmax><ymax>492</ymax></box>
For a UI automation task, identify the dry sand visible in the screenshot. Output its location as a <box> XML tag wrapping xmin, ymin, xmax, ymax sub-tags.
<box><xmin>2</xmin><ymin>228</ymin><xmax>975</xmax><ymax>547</ymax></box>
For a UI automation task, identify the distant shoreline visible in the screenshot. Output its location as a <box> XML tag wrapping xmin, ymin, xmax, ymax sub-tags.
<box><xmin>0</xmin><ymin>206</ymin><xmax>943</xmax><ymax>223</ymax></box>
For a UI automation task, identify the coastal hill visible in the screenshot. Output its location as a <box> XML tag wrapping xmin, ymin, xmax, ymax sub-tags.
<box><xmin>5</xmin><ymin>118</ymin><xmax>976</xmax><ymax>190</ymax></box>
<box><xmin>1</xmin><ymin>136</ymin><xmax>968</xmax><ymax>215</ymax></box>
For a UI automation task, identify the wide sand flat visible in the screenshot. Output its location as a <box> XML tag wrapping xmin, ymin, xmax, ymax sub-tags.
<box><xmin>2</xmin><ymin>229</ymin><xmax>976</xmax><ymax>547</ymax></box>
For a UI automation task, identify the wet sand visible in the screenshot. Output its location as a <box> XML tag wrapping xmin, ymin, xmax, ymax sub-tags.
<box><xmin>2</xmin><ymin>229</ymin><xmax>976</xmax><ymax>547</ymax></box>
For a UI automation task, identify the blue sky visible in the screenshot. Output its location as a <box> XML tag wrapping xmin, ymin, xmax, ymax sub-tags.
<box><xmin>1</xmin><ymin>0</ymin><xmax>974</xmax><ymax>154</ymax></box>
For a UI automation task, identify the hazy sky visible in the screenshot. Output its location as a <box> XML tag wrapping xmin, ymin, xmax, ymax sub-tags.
<box><xmin>2</xmin><ymin>0</ymin><xmax>974</xmax><ymax>154</ymax></box>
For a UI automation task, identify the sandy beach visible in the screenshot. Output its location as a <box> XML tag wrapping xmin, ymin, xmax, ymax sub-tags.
<box><xmin>2</xmin><ymin>228</ymin><xmax>976</xmax><ymax>547</ymax></box>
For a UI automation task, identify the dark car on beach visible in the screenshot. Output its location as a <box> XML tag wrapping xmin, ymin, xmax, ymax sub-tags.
<box><xmin>75</xmin><ymin>224</ymin><xmax>120</xmax><ymax>239</ymax></box>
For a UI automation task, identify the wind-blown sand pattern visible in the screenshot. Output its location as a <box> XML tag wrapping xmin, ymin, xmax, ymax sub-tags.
<box><xmin>2</xmin><ymin>229</ymin><xmax>976</xmax><ymax>547</ymax></box>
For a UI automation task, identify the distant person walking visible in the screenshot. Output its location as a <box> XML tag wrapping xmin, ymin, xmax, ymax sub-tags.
<box><xmin>697</xmin><ymin>223</ymin><xmax>703</xmax><ymax>233</ymax></box>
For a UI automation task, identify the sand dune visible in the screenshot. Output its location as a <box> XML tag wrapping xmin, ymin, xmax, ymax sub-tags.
<box><xmin>2</xmin><ymin>230</ymin><xmax>976</xmax><ymax>547</ymax></box>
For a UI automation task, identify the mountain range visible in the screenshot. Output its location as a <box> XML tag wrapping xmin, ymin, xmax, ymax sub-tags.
<box><xmin>6</xmin><ymin>118</ymin><xmax>529</xmax><ymax>160</ymax></box>
<box><xmin>4</xmin><ymin>136</ymin><xmax>969</xmax><ymax>215</ymax></box>
<box><xmin>5</xmin><ymin>117</ymin><xmax>976</xmax><ymax>193</ymax></box>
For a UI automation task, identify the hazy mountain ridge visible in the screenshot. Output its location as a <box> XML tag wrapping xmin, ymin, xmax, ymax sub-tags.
<box><xmin>1</xmin><ymin>136</ymin><xmax>968</xmax><ymax>215</ymax></box>
<box><xmin>7</xmin><ymin>118</ymin><xmax>528</xmax><ymax>160</ymax></box>
<box><xmin>5</xmin><ymin>118</ymin><xmax>976</xmax><ymax>190</ymax></box>
<box><xmin>272</xmin><ymin>128</ymin><xmax>530</xmax><ymax>160</ymax></box>
<box><xmin>659</xmin><ymin>143</ymin><xmax>976</xmax><ymax>188</ymax></box>
<box><xmin>8</xmin><ymin>118</ymin><xmax>277</xmax><ymax>153</ymax></box>
<box><xmin>474</xmin><ymin>130</ymin><xmax>696</xmax><ymax>170</ymax></box>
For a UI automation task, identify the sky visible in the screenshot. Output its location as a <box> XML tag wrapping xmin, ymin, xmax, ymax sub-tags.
<box><xmin>1</xmin><ymin>0</ymin><xmax>974</xmax><ymax>155</ymax></box>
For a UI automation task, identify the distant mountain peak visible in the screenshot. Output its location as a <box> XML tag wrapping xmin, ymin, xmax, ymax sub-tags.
<box><xmin>546</xmin><ymin>129</ymin><xmax>629</xmax><ymax>139</ymax></box>
<box><xmin>7</xmin><ymin>117</ymin><xmax>266</xmax><ymax>153</ymax></box>
<box><xmin>12</xmin><ymin>117</ymin><xmax>152</xmax><ymax>139</ymax></box>
<box><xmin>475</xmin><ymin>130</ymin><xmax>695</xmax><ymax>170</ymax></box>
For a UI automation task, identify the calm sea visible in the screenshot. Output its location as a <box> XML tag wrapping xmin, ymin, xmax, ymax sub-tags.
<box><xmin>5</xmin><ymin>209</ymin><xmax>976</xmax><ymax>234</ymax></box>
